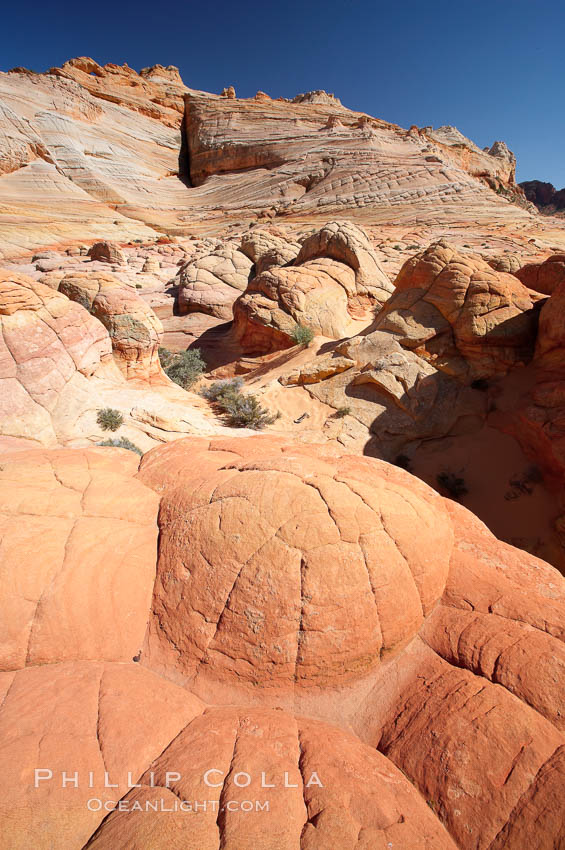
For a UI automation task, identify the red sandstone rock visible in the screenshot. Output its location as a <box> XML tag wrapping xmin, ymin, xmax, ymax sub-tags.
<box><xmin>515</xmin><ymin>253</ymin><xmax>565</xmax><ymax>295</ymax></box>
<box><xmin>137</xmin><ymin>435</ymin><xmax>454</xmax><ymax>689</ymax></box>
<box><xmin>233</xmin><ymin>221</ymin><xmax>394</xmax><ymax>354</ymax></box>
<box><xmin>373</xmin><ymin>240</ymin><xmax>540</xmax><ymax>380</ymax></box>
<box><xmin>0</xmin><ymin>445</ymin><xmax>159</xmax><ymax>669</ymax></box>
<box><xmin>84</xmin><ymin>706</ymin><xmax>458</xmax><ymax>849</ymax></box>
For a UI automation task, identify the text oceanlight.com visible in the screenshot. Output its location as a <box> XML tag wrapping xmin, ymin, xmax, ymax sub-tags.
<box><xmin>34</xmin><ymin>769</ymin><xmax>324</xmax><ymax>812</ymax></box>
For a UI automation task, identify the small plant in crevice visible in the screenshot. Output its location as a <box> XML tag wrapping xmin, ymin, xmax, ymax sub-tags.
<box><xmin>291</xmin><ymin>323</ymin><xmax>315</xmax><ymax>347</ymax></box>
<box><xmin>436</xmin><ymin>470</ymin><xmax>468</xmax><ymax>500</ymax></box>
<box><xmin>97</xmin><ymin>437</ymin><xmax>143</xmax><ymax>456</ymax></box>
<box><xmin>96</xmin><ymin>407</ymin><xmax>124</xmax><ymax>432</ymax></box>
<box><xmin>159</xmin><ymin>346</ymin><xmax>206</xmax><ymax>389</ymax></box>
<box><xmin>334</xmin><ymin>406</ymin><xmax>351</xmax><ymax>418</ymax></box>
<box><xmin>504</xmin><ymin>465</ymin><xmax>544</xmax><ymax>501</ymax></box>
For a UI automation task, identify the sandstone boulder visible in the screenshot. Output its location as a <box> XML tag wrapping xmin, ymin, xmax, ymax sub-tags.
<box><xmin>233</xmin><ymin>222</ymin><xmax>394</xmax><ymax>355</ymax></box>
<box><xmin>137</xmin><ymin>435</ymin><xmax>454</xmax><ymax>690</ymax></box>
<box><xmin>484</xmin><ymin>253</ymin><xmax>522</xmax><ymax>274</ymax></box>
<box><xmin>87</xmin><ymin>241</ymin><xmax>127</xmax><ymax>265</ymax></box>
<box><xmin>91</xmin><ymin>286</ymin><xmax>164</xmax><ymax>380</ymax></box>
<box><xmin>0</xmin><ymin>270</ymin><xmax>112</xmax><ymax>444</ymax></box>
<box><xmin>60</xmin><ymin>270</ymin><xmax>164</xmax><ymax>380</ymax></box>
<box><xmin>177</xmin><ymin>244</ymin><xmax>253</xmax><ymax>320</ymax></box>
<box><xmin>84</xmin><ymin>706</ymin><xmax>458</xmax><ymax>850</ymax></box>
<box><xmin>515</xmin><ymin>253</ymin><xmax>565</xmax><ymax>295</ymax></box>
<box><xmin>373</xmin><ymin>240</ymin><xmax>540</xmax><ymax>380</ymax></box>
<box><xmin>240</xmin><ymin>228</ymin><xmax>300</xmax><ymax>274</ymax></box>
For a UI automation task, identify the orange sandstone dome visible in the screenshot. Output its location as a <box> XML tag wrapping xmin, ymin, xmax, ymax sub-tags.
<box><xmin>137</xmin><ymin>435</ymin><xmax>454</xmax><ymax>688</ymax></box>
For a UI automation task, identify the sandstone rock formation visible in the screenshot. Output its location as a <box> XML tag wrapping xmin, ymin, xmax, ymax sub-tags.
<box><xmin>87</xmin><ymin>240</ymin><xmax>126</xmax><ymax>265</ymax></box>
<box><xmin>373</xmin><ymin>240</ymin><xmax>540</xmax><ymax>380</ymax></box>
<box><xmin>239</xmin><ymin>227</ymin><xmax>300</xmax><ymax>274</ymax></box>
<box><xmin>3</xmin><ymin>59</ymin><xmax>563</xmax><ymax>259</ymax></box>
<box><xmin>515</xmin><ymin>253</ymin><xmax>565</xmax><ymax>295</ymax></box>
<box><xmin>495</xmin><ymin>278</ymin><xmax>565</xmax><ymax>494</ymax></box>
<box><xmin>137</xmin><ymin>435</ymin><xmax>454</xmax><ymax>689</ymax></box>
<box><xmin>0</xmin><ymin>268</ymin><xmax>241</xmax><ymax>448</ymax></box>
<box><xmin>85</xmin><ymin>707</ymin><xmax>458</xmax><ymax>850</ymax></box>
<box><xmin>233</xmin><ymin>221</ymin><xmax>393</xmax><ymax>354</ymax></box>
<box><xmin>0</xmin><ymin>445</ymin><xmax>159</xmax><ymax>669</ymax></box>
<box><xmin>520</xmin><ymin>179</ymin><xmax>565</xmax><ymax>211</ymax></box>
<box><xmin>484</xmin><ymin>253</ymin><xmax>522</xmax><ymax>274</ymax></box>
<box><xmin>2</xmin><ymin>51</ymin><xmax>565</xmax><ymax>850</ymax></box>
<box><xmin>90</xmin><ymin>285</ymin><xmax>164</xmax><ymax>380</ymax></box>
<box><xmin>0</xmin><ymin>435</ymin><xmax>563</xmax><ymax>849</ymax></box>
<box><xmin>177</xmin><ymin>243</ymin><xmax>253</xmax><ymax>319</ymax></box>
<box><xmin>0</xmin><ymin>269</ymin><xmax>112</xmax><ymax>444</ymax></box>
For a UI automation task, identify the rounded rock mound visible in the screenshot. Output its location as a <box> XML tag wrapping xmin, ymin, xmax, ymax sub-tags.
<box><xmin>137</xmin><ymin>435</ymin><xmax>454</xmax><ymax>689</ymax></box>
<box><xmin>373</xmin><ymin>239</ymin><xmax>540</xmax><ymax>380</ymax></box>
<box><xmin>84</xmin><ymin>706</ymin><xmax>457</xmax><ymax>850</ymax></box>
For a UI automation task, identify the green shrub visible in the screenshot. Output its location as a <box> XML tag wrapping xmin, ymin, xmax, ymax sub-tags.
<box><xmin>222</xmin><ymin>393</ymin><xmax>277</xmax><ymax>430</ymax></box>
<box><xmin>97</xmin><ymin>437</ymin><xmax>143</xmax><ymax>456</ymax></box>
<box><xmin>437</xmin><ymin>471</ymin><xmax>468</xmax><ymax>500</ymax></box>
<box><xmin>201</xmin><ymin>378</ymin><xmax>244</xmax><ymax>403</ymax></box>
<box><xmin>96</xmin><ymin>408</ymin><xmax>123</xmax><ymax>432</ymax></box>
<box><xmin>334</xmin><ymin>406</ymin><xmax>351</xmax><ymax>418</ymax></box>
<box><xmin>291</xmin><ymin>323</ymin><xmax>315</xmax><ymax>347</ymax></box>
<box><xmin>159</xmin><ymin>347</ymin><xmax>206</xmax><ymax>389</ymax></box>
<box><xmin>202</xmin><ymin>378</ymin><xmax>276</xmax><ymax>429</ymax></box>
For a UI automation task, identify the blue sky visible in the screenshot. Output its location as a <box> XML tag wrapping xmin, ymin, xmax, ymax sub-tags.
<box><xmin>2</xmin><ymin>0</ymin><xmax>564</xmax><ymax>187</ymax></box>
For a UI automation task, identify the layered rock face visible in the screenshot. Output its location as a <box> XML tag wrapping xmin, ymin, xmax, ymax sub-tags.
<box><xmin>373</xmin><ymin>240</ymin><xmax>541</xmax><ymax>380</ymax></box>
<box><xmin>184</xmin><ymin>90</ymin><xmax>533</xmax><ymax>230</ymax></box>
<box><xmin>233</xmin><ymin>221</ymin><xmax>393</xmax><ymax>353</ymax></box>
<box><xmin>3</xmin><ymin>58</ymin><xmax>563</xmax><ymax>259</ymax></box>
<box><xmin>0</xmin><ymin>435</ymin><xmax>563</xmax><ymax>849</ymax></box>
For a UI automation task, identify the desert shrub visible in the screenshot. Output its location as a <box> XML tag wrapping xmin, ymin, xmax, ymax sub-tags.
<box><xmin>159</xmin><ymin>347</ymin><xmax>205</xmax><ymax>389</ymax></box>
<box><xmin>202</xmin><ymin>378</ymin><xmax>276</xmax><ymax>429</ymax></box>
<box><xmin>222</xmin><ymin>393</ymin><xmax>277</xmax><ymax>430</ymax></box>
<box><xmin>96</xmin><ymin>408</ymin><xmax>123</xmax><ymax>432</ymax></box>
<box><xmin>334</xmin><ymin>406</ymin><xmax>351</xmax><ymax>418</ymax></box>
<box><xmin>97</xmin><ymin>437</ymin><xmax>143</xmax><ymax>456</ymax></box>
<box><xmin>201</xmin><ymin>378</ymin><xmax>244</xmax><ymax>403</ymax></box>
<box><xmin>291</xmin><ymin>323</ymin><xmax>315</xmax><ymax>347</ymax></box>
<box><xmin>437</xmin><ymin>471</ymin><xmax>468</xmax><ymax>500</ymax></box>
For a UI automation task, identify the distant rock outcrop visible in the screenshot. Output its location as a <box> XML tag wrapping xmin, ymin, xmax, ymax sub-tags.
<box><xmin>520</xmin><ymin>179</ymin><xmax>565</xmax><ymax>210</ymax></box>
